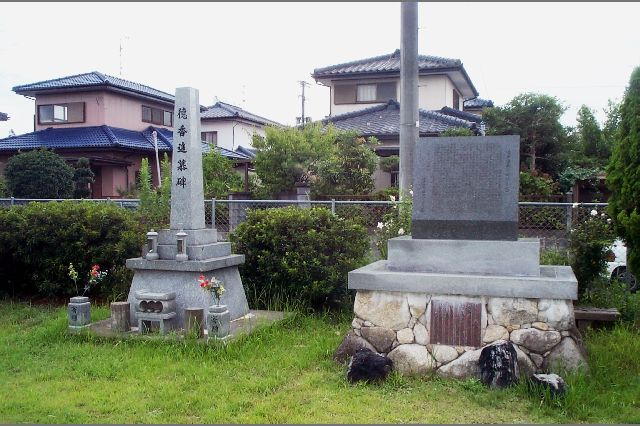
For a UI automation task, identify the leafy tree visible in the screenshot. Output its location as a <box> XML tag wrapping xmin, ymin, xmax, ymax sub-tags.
<box><xmin>379</xmin><ymin>155</ymin><xmax>399</xmax><ymax>173</ymax></box>
<box><xmin>607</xmin><ymin>66</ymin><xmax>640</xmax><ymax>277</ymax></box>
<box><xmin>483</xmin><ymin>93</ymin><xmax>568</xmax><ymax>176</ymax></box>
<box><xmin>602</xmin><ymin>99</ymin><xmax>621</xmax><ymax>156</ymax></box>
<box><xmin>313</xmin><ymin>132</ymin><xmax>379</xmax><ymax>196</ymax></box>
<box><xmin>576</xmin><ymin>105</ymin><xmax>609</xmax><ymax>166</ymax></box>
<box><xmin>5</xmin><ymin>148</ymin><xmax>73</xmax><ymax>198</ymax></box>
<box><xmin>252</xmin><ymin>123</ymin><xmax>336</xmax><ymax>196</ymax></box>
<box><xmin>519</xmin><ymin>170</ymin><xmax>558</xmax><ymax>199</ymax></box>
<box><xmin>202</xmin><ymin>146</ymin><xmax>243</xmax><ymax>198</ymax></box>
<box><xmin>72</xmin><ymin>157</ymin><xmax>95</xmax><ymax>199</ymax></box>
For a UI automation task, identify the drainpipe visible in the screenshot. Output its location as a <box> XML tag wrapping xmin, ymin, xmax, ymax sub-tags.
<box><xmin>232</xmin><ymin>123</ymin><xmax>239</xmax><ymax>151</ymax></box>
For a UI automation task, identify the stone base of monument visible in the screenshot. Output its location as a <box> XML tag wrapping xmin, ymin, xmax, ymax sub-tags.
<box><xmin>126</xmin><ymin>239</ymin><xmax>249</xmax><ymax>328</ymax></box>
<box><xmin>340</xmin><ymin>237</ymin><xmax>587</xmax><ymax>378</ymax></box>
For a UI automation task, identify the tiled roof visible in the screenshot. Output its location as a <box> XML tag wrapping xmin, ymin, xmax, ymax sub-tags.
<box><xmin>0</xmin><ymin>112</ymin><xmax>8</xmax><ymax>121</ymax></box>
<box><xmin>438</xmin><ymin>107</ymin><xmax>483</xmax><ymax>124</ymax></box>
<box><xmin>312</xmin><ymin>49</ymin><xmax>461</xmax><ymax>78</ymax></box>
<box><xmin>13</xmin><ymin>72</ymin><xmax>175</xmax><ymax>104</ymax></box>
<box><xmin>0</xmin><ymin>125</ymin><xmax>251</xmax><ymax>162</ymax></box>
<box><xmin>464</xmin><ymin>97</ymin><xmax>494</xmax><ymax>108</ymax></box>
<box><xmin>201</xmin><ymin>143</ymin><xmax>253</xmax><ymax>161</ymax></box>
<box><xmin>201</xmin><ymin>101</ymin><xmax>282</xmax><ymax>126</ymax></box>
<box><xmin>323</xmin><ymin>100</ymin><xmax>473</xmax><ymax>136</ymax></box>
<box><xmin>235</xmin><ymin>145</ymin><xmax>257</xmax><ymax>159</ymax></box>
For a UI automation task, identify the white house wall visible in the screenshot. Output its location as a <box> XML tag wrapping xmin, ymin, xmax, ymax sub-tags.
<box><xmin>200</xmin><ymin>119</ymin><xmax>266</xmax><ymax>151</ymax></box>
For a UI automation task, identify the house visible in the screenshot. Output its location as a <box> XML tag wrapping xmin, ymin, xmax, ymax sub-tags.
<box><xmin>201</xmin><ymin>101</ymin><xmax>281</xmax><ymax>152</ymax></box>
<box><xmin>463</xmin><ymin>97</ymin><xmax>494</xmax><ymax>116</ymax></box>
<box><xmin>312</xmin><ymin>49</ymin><xmax>491</xmax><ymax>189</ymax></box>
<box><xmin>0</xmin><ymin>72</ymin><xmax>275</xmax><ymax>198</ymax></box>
<box><xmin>0</xmin><ymin>112</ymin><xmax>8</xmax><ymax>121</ymax></box>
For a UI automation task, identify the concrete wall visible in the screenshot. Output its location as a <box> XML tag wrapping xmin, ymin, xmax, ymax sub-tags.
<box><xmin>34</xmin><ymin>91</ymin><xmax>173</xmax><ymax>131</ymax></box>
<box><xmin>200</xmin><ymin>119</ymin><xmax>265</xmax><ymax>151</ymax></box>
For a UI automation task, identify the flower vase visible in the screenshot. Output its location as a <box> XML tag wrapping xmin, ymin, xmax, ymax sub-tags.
<box><xmin>68</xmin><ymin>296</ymin><xmax>91</xmax><ymax>330</ymax></box>
<box><xmin>207</xmin><ymin>304</ymin><xmax>230</xmax><ymax>339</ymax></box>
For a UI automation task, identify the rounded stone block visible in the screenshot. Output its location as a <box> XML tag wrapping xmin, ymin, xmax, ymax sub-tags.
<box><xmin>487</xmin><ymin>298</ymin><xmax>538</xmax><ymax>327</ymax></box>
<box><xmin>436</xmin><ymin>348</ymin><xmax>482</xmax><ymax>379</ymax></box>
<box><xmin>510</xmin><ymin>329</ymin><xmax>561</xmax><ymax>354</ymax></box>
<box><xmin>360</xmin><ymin>326</ymin><xmax>396</xmax><ymax>353</ymax></box>
<box><xmin>431</xmin><ymin>345</ymin><xmax>459</xmax><ymax>364</ymax></box>
<box><xmin>483</xmin><ymin>325</ymin><xmax>509</xmax><ymax>343</ymax></box>
<box><xmin>544</xmin><ymin>337</ymin><xmax>588</xmax><ymax>372</ymax></box>
<box><xmin>397</xmin><ymin>328</ymin><xmax>414</xmax><ymax>344</ymax></box>
<box><xmin>333</xmin><ymin>332</ymin><xmax>377</xmax><ymax>364</ymax></box>
<box><xmin>413</xmin><ymin>322</ymin><xmax>429</xmax><ymax>346</ymax></box>
<box><xmin>388</xmin><ymin>344</ymin><xmax>435</xmax><ymax>376</ymax></box>
<box><xmin>354</xmin><ymin>291</ymin><xmax>411</xmax><ymax>330</ymax></box>
<box><xmin>537</xmin><ymin>299</ymin><xmax>574</xmax><ymax>331</ymax></box>
<box><xmin>110</xmin><ymin>302</ymin><xmax>131</xmax><ymax>332</ymax></box>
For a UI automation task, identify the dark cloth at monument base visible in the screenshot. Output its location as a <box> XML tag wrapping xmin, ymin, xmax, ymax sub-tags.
<box><xmin>346</xmin><ymin>348</ymin><xmax>393</xmax><ymax>383</ymax></box>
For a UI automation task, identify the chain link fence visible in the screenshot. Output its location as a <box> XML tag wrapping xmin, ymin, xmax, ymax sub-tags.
<box><xmin>0</xmin><ymin>197</ymin><xmax>609</xmax><ymax>248</ymax></box>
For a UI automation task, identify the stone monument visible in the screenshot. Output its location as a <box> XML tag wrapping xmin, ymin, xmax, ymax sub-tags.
<box><xmin>342</xmin><ymin>136</ymin><xmax>586</xmax><ymax>378</ymax></box>
<box><xmin>126</xmin><ymin>87</ymin><xmax>250</xmax><ymax>328</ymax></box>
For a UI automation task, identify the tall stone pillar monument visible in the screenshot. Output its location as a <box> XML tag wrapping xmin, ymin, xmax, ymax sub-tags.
<box><xmin>126</xmin><ymin>87</ymin><xmax>250</xmax><ymax>328</ymax></box>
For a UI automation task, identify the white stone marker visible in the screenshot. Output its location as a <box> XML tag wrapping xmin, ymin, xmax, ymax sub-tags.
<box><xmin>170</xmin><ymin>87</ymin><xmax>205</xmax><ymax>231</ymax></box>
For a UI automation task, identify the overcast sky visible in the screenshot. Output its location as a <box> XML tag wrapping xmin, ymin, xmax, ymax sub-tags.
<box><xmin>1</xmin><ymin>2</ymin><xmax>638</xmax><ymax>138</ymax></box>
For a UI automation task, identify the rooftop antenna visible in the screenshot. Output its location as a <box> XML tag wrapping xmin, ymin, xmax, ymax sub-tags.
<box><xmin>297</xmin><ymin>80</ymin><xmax>311</xmax><ymax>126</ymax></box>
<box><xmin>242</xmin><ymin>85</ymin><xmax>246</xmax><ymax>108</ymax></box>
<box><xmin>119</xmin><ymin>35</ymin><xmax>130</xmax><ymax>77</ymax></box>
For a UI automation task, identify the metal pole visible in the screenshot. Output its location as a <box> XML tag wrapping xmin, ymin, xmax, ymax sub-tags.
<box><xmin>212</xmin><ymin>198</ymin><xmax>216</xmax><ymax>229</ymax></box>
<box><xmin>331</xmin><ymin>198</ymin><xmax>336</xmax><ymax>215</ymax></box>
<box><xmin>152</xmin><ymin>131</ymin><xmax>162</xmax><ymax>187</ymax></box>
<box><xmin>399</xmin><ymin>1</ymin><xmax>419</xmax><ymax>197</ymax></box>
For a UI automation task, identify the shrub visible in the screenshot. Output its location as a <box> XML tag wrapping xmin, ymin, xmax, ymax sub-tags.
<box><xmin>0</xmin><ymin>201</ymin><xmax>144</xmax><ymax>299</ymax></box>
<box><xmin>5</xmin><ymin>148</ymin><xmax>74</xmax><ymax>198</ymax></box>
<box><xmin>202</xmin><ymin>147</ymin><xmax>243</xmax><ymax>198</ymax></box>
<box><xmin>569</xmin><ymin>207</ymin><xmax>616</xmax><ymax>296</ymax></box>
<box><xmin>374</xmin><ymin>193</ymin><xmax>412</xmax><ymax>259</ymax></box>
<box><xmin>72</xmin><ymin>157</ymin><xmax>95</xmax><ymax>199</ymax></box>
<box><xmin>230</xmin><ymin>206</ymin><xmax>369</xmax><ymax>311</ymax></box>
<box><xmin>580</xmin><ymin>277</ymin><xmax>640</xmax><ymax>326</ymax></box>
<box><xmin>138</xmin><ymin>156</ymin><xmax>171</xmax><ymax>229</ymax></box>
<box><xmin>519</xmin><ymin>170</ymin><xmax>559</xmax><ymax>200</ymax></box>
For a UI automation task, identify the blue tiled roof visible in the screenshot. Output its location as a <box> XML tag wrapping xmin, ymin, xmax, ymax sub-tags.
<box><xmin>201</xmin><ymin>143</ymin><xmax>253</xmax><ymax>161</ymax></box>
<box><xmin>13</xmin><ymin>72</ymin><xmax>175</xmax><ymax>104</ymax></box>
<box><xmin>235</xmin><ymin>145</ymin><xmax>257</xmax><ymax>159</ymax></box>
<box><xmin>201</xmin><ymin>101</ymin><xmax>282</xmax><ymax>126</ymax></box>
<box><xmin>0</xmin><ymin>125</ymin><xmax>251</xmax><ymax>162</ymax></box>
<box><xmin>464</xmin><ymin>97</ymin><xmax>494</xmax><ymax>109</ymax></box>
<box><xmin>312</xmin><ymin>49</ymin><xmax>461</xmax><ymax>78</ymax></box>
<box><xmin>0</xmin><ymin>112</ymin><xmax>8</xmax><ymax>121</ymax></box>
<box><xmin>438</xmin><ymin>107</ymin><xmax>483</xmax><ymax>124</ymax></box>
<box><xmin>323</xmin><ymin>100</ymin><xmax>473</xmax><ymax>136</ymax></box>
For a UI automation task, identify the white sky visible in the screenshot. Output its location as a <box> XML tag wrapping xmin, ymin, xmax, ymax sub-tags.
<box><xmin>1</xmin><ymin>2</ymin><xmax>639</xmax><ymax>138</ymax></box>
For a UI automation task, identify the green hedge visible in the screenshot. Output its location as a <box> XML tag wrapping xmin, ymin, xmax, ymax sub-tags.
<box><xmin>230</xmin><ymin>206</ymin><xmax>369</xmax><ymax>311</ymax></box>
<box><xmin>0</xmin><ymin>201</ymin><xmax>144</xmax><ymax>300</ymax></box>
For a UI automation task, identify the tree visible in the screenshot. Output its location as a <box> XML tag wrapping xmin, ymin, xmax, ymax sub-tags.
<box><xmin>252</xmin><ymin>123</ymin><xmax>336</xmax><ymax>196</ymax></box>
<box><xmin>313</xmin><ymin>132</ymin><xmax>379</xmax><ymax>196</ymax></box>
<box><xmin>5</xmin><ymin>148</ymin><xmax>73</xmax><ymax>198</ymax></box>
<box><xmin>576</xmin><ymin>105</ymin><xmax>609</xmax><ymax>166</ymax></box>
<box><xmin>72</xmin><ymin>157</ymin><xmax>95</xmax><ymax>199</ymax></box>
<box><xmin>138</xmin><ymin>155</ymin><xmax>171</xmax><ymax>229</ymax></box>
<box><xmin>202</xmin><ymin>147</ymin><xmax>243</xmax><ymax>198</ymax></box>
<box><xmin>607</xmin><ymin>66</ymin><xmax>640</xmax><ymax>277</ymax></box>
<box><xmin>483</xmin><ymin>93</ymin><xmax>568</xmax><ymax>177</ymax></box>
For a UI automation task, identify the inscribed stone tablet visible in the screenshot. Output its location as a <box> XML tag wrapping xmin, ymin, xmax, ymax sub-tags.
<box><xmin>411</xmin><ymin>135</ymin><xmax>520</xmax><ymax>240</ymax></box>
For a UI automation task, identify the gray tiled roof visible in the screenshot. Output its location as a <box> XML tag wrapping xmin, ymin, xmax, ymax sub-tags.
<box><xmin>323</xmin><ymin>100</ymin><xmax>473</xmax><ymax>136</ymax></box>
<box><xmin>201</xmin><ymin>101</ymin><xmax>282</xmax><ymax>126</ymax></box>
<box><xmin>438</xmin><ymin>107</ymin><xmax>483</xmax><ymax>124</ymax></box>
<box><xmin>464</xmin><ymin>97</ymin><xmax>494</xmax><ymax>108</ymax></box>
<box><xmin>0</xmin><ymin>112</ymin><xmax>8</xmax><ymax>121</ymax></box>
<box><xmin>13</xmin><ymin>71</ymin><xmax>175</xmax><ymax>104</ymax></box>
<box><xmin>312</xmin><ymin>49</ymin><xmax>461</xmax><ymax>78</ymax></box>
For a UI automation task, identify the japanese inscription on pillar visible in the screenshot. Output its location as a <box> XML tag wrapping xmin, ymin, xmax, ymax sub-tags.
<box><xmin>169</xmin><ymin>87</ymin><xmax>206</xmax><ymax>230</ymax></box>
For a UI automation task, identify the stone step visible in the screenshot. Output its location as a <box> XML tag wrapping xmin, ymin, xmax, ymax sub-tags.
<box><xmin>156</xmin><ymin>242</ymin><xmax>231</xmax><ymax>261</ymax></box>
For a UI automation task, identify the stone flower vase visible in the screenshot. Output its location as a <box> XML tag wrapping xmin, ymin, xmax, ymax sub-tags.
<box><xmin>207</xmin><ymin>304</ymin><xmax>230</xmax><ymax>339</ymax></box>
<box><xmin>68</xmin><ymin>296</ymin><xmax>91</xmax><ymax>329</ymax></box>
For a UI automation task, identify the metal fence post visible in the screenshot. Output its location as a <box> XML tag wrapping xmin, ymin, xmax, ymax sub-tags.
<box><xmin>10</xmin><ymin>197</ymin><xmax>14</xmax><ymax>206</ymax></box>
<box><xmin>331</xmin><ymin>199</ymin><xmax>336</xmax><ymax>215</ymax></box>
<box><xmin>565</xmin><ymin>191</ymin><xmax>573</xmax><ymax>236</ymax></box>
<box><xmin>211</xmin><ymin>198</ymin><xmax>216</xmax><ymax>229</ymax></box>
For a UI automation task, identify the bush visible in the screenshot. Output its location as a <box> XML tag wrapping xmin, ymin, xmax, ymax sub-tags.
<box><xmin>230</xmin><ymin>207</ymin><xmax>369</xmax><ymax>311</ymax></box>
<box><xmin>374</xmin><ymin>193</ymin><xmax>412</xmax><ymax>259</ymax></box>
<box><xmin>138</xmin><ymin>156</ymin><xmax>171</xmax><ymax>229</ymax></box>
<box><xmin>5</xmin><ymin>148</ymin><xmax>74</xmax><ymax>198</ymax></box>
<box><xmin>580</xmin><ymin>277</ymin><xmax>640</xmax><ymax>326</ymax></box>
<box><xmin>0</xmin><ymin>201</ymin><xmax>144</xmax><ymax>299</ymax></box>
<box><xmin>569</xmin><ymin>207</ymin><xmax>616</xmax><ymax>296</ymax></box>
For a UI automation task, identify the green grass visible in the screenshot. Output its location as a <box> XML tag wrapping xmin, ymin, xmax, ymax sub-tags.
<box><xmin>0</xmin><ymin>302</ymin><xmax>638</xmax><ymax>423</ymax></box>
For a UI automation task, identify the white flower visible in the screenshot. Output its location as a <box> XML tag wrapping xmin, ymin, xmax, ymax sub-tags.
<box><xmin>377</xmin><ymin>222</ymin><xmax>384</xmax><ymax>229</ymax></box>
<box><xmin>572</xmin><ymin>203</ymin><xmax>579</xmax><ymax>208</ymax></box>
<box><xmin>590</xmin><ymin>209</ymin><xmax>598</xmax><ymax>217</ymax></box>
<box><xmin>409</xmin><ymin>189</ymin><xmax>414</xmax><ymax>196</ymax></box>
<box><xmin>398</xmin><ymin>228</ymin><xmax>405</xmax><ymax>235</ymax></box>
<box><xmin>601</xmin><ymin>213</ymin><xmax>606</xmax><ymax>218</ymax></box>
<box><xmin>389</xmin><ymin>195</ymin><xmax>396</xmax><ymax>202</ymax></box>
<box><xmin>607</xmin><ymin>218</ymin><xmax>612</xmax><ymax>224</ymax></box>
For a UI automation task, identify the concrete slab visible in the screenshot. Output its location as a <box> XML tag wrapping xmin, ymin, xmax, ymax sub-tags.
<box><xmin>157</xmin><ymin>241</ymin><xmax>231</xmax><ymax>261</ymax></box>
<box><xmin>126</xmin><ymin>254</ymin><xmax>244</xmax><ymax>272</ymax></box>
<box><xmin>387</xmin><ymin>237</ymin><xmax>540</xmax><ymax>277</ymax></box>
<box><xmin>348</xmin><ymin>261</ymin><xmax>578</xmax><ymax>300</ymax></box>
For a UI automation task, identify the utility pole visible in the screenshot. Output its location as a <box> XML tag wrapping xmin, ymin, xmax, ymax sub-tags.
<box><xmin>399</xmin><ymin>2</ymin><xmax>419</xmax><ymax>196</ymax></box>
<box><xmin>298</xmin><ymin>80</ymin><xmax>311</xmax><ymax>126</ymax></box>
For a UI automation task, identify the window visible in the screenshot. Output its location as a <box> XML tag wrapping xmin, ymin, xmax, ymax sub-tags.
<box><xmin>38</xmin><ymin>102</ymin><xmax>84</xmax><ymax>124</ymax></box>
<box><xmin>335</xmin><ymin>82</ymin><xmax>397</xmax><ymax>104</ymax></box>
<box><xmin>142</xmin><ymin>105</ymin><xmax>173</xmax><ymax>126</ymax></box>
<box><xmin>201</xmin><ymin>131</ymin><xmax>218</xmax><ymax>145</ymax></box>
<box><xmin>391</xmin><ymin>171</ymin><xmax>399</xmax><ymax>188</ymax></box>
<box><xmin>453</xmin><ymin>90</ymin><xmax>460</xmax><ymax>110</ymax></box>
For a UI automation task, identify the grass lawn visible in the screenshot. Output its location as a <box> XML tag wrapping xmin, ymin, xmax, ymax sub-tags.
<box><xmin>0</xmin><ymin>302</ymin><xmax>638</xmax><ymax>424</ymax></box>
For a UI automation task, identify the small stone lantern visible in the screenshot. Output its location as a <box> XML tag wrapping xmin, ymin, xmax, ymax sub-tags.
<box><xmin>176</xmin><ymin>228</ymin><xmax>188</xmax><ymax>261</ymax></box>
<box><xmin>146</xmin><ymin>229</ymin><xmax>159</xmax><ymax>260</ymax></box>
